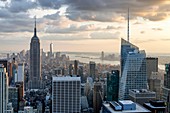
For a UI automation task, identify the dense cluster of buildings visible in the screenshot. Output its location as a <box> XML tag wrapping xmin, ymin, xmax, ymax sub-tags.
<box><xmin>0</xmin><ymin>15</ymin><xmax>170</xmax><ymax>113</ymax></box>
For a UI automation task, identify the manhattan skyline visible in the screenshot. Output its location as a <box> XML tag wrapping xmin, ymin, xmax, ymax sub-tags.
<box><xmin>0</xmin><ymin>0</ymin><xmax>170</xmax><ymax>53</ymax></box>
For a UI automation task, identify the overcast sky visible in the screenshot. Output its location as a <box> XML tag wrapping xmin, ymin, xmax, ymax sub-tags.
<box><xmin>0</xmin><ymin>0</ymin><xmax>170</xmax><ymax>53</ymax></box>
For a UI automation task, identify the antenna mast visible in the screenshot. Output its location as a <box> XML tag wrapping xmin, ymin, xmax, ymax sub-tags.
<box><xmin>127</xmin><ymin>8</ymin><xmax>130</xmax><ymax>42</ymax></box>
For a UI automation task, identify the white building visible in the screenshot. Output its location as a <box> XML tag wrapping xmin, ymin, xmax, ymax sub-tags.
<box><xmin>17</xmin><ymin>63</ymin><xmax>24</xmax><ymax>82</ymax></box>
<box><xmin>52</xmin><ymin>76</ymin><xmax>81</xmax><ymax>113</ymax></box>
<box><xmin>6</xmin><ymin>103</ymin><xmax>13</xmax><ymax>113</ymax></box>
<box><xmin>0</xmin><ymin>64</ymin><xmax>8</xmax><ymax>113</ymax></box>
<box><xmin>24</xmin><ymin>106</ymin><xmax>33</xmax><ymax>113</ymax></box>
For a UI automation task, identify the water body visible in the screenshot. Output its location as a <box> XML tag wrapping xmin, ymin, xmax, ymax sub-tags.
<box><xmin>0</xmin><ymin>52</ymin><xmax>168</xmax><ymax>70</ymax></box>
<box><xmin>62</xmin><ymin>52</ymin><xmax>120</xmax><ymax>65</ymax></box>
<box><xmin>62</xmin><ymin>52</ymin><xmax>169</xmax><ymax>70</ymax></box>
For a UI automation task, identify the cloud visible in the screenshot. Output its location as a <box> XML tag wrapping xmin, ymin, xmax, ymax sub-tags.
<box><xmin>140</xmin><ymin>31</ymin><xmax>145</xmax><ymax>34</ymax></box>
<box><xmin>41</xmin><ymin>31</ymin><xmax>120</xmax><ymax>41</ymax></box>
<box><xmin>7</xmin><ymin>0</ymin><xmax>37</xmax><ymax>13</ymax></box>
<box><xmin>64</xmin><ymin>0</ymin><xmax>169</xmax><ymax>22</ymax></box>
<box><xmin>134</xmin><ymin>39</ymin><xmax>157</xmax><ymax>44</ymax></box>
<box><xmin>43</xmin><ymin>11</ymin><xmax>60</xmax><ymax>20</ymax></box>
<box><xmin>0</xmin><ymin>8</ymin><xmax>11</xmax><ymax>18</ymax></box>
<box><xmin>37</xmin><ymin>0</ymin><xmax>63</xmax><ymax>9</ymax></box>
<box><xmin>143</xmin><ymin>13</ymin><xmax>167</xmax><ymax>21</ymax></box>
<box><xmin>44</xmin><ymin>24</ymin><xmax>106</xmax><ymax>34</ymax></box>
<box><xmin>106</xmin><ymin>26</ymin><xmax>123</xmax><ymax>30</ymax></box>
<box><xmin>152</xmin><ymin>28</ymin><xmax>163</xmax><ymax>31</ymax></box>
<box><xmin>90</xmin><ymin>31</ymin><xmax>120</xmax><ymax>40</ymax></box>
<box><xmin>41</xmin><ymin>34</ymin><xmax>88</xmax><ymax>41</ymax></box>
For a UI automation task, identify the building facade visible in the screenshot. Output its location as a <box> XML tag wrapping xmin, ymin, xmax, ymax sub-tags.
<box><xmin>119</xmin><ymin>38</ymin><xmax>147</xmax><ymax>100</ymax></box>
<box><xmin>0</xmin><ymin>64</ymin><xmax>8</xmax><ymax>113</ymax></box>
<box><xmin>162</xmin><ymin>63</ymin><xmax>170</xmax><ymax>112</ymax></box>
<box><xmin>74</xmin><ymin>60</ymin><xmax>78</xmax><ymax>75</ymax></box>
<box><xmin>107</xmin><ymin>70</ymin><xmax>119</xmax><ymax>101</ymax></box>
<box><xmin>146</xmin><ymin>57</ymin><xmax>158</xmax><ymax>79</ymax></box>
<box><xmin>17</xmin><ymin>63</ymin><xmax>24</xmax><ymax>82</ymax></box>
<box><xmin>8</xmin><ymin>87</ymin><xmax>19</xmax><ymax>112</ymax></box>
<box><xmin>93</xmin><ymin>82</ymin><xmax>103</xmax><ymax>113</ymax></box>
<box><xmin>129</xmin><ymin>89</ymin><xmax>156</xmax><ymax>106</ymax></box>
<box><xmin>89</xmin><ymin>61</ymin><xmax>96</xmax><ymax>79</ymax></box>
<box><xmin>52</xmin><ymin>77</ymin><xmax>81</xmax><ymax>113</ymax></box>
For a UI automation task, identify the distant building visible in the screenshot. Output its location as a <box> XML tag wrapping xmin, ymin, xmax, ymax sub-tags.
<box><xmin>89</xmin><ymin>61</ymin><xmax>96</xmax><ymax>79</ymax></box>
<box><xmin>17</xmin><ymin>63</ymin><xmax>24</xmax><ymax>82</ymax></box>
<box><xmin>143</xmin><ymin>100</ymin><xmax>166</xmax><ymax>113</ymax></box>
<box><xmin>69</xmin><ymin>64</ymin><xmax>73</xmax><ymax>75</ymax></box>
<box><xmin>29</xmin><ymin>17</ymin><xmax>42</xmax><ymax>89</ymax></box>
<box><xmin>24</xmin><ymin>106</ymin><xmax>33</xmax><ymax>113</ymax></box>
<box><xmin>78</xmin><ymin>65</ymin><xmax>84</xmax><ymax>82</ymax></box>
<box><xmin>0</xmin><ymin>59</ymin><xmax>8</xmax><ymax>70</ymax></box>
<box><xmin>15</xmin><ymin>82</ymin><xmax>24</xmax><ymax>102</ymax></box>
<box><xmin>50</xmin><ymin>43</ymin><xmax>53</xmax><ymax>58</ymax></box>
<box><xmin>74</xmin><ymin>60</ymin><xmax>79</xmax><ymax>75</ymax></box>
<box><xmin>12</xmin><ymin>58</ymin><xmax>17</xmax><ymax>85</ymax></box>
<box><xmin>52</xmin><ymin>77</ymin><xmax>81</xmax><ymax>113</ymax></box>
<box><xmin>101</xmin><ymin>51</ymin><xmax>104</xmax><ymax>60</ymax></box>
<box><xmin>148</xmin><ymin>72</ymin><xmax>161</xmax><ymax>99</ymax></box>
<box><xmin>146</xmin><ymin>57</ymin><xmax>158</xmax><ymax>79</ymax></box>
<box><xmin>0</xmin><ymin>64</ymin><xmax>8</xmax><ymax>113</ymax></box>
<box><xmin>6</xmin><ymin>103</ymin><xmax>13</xmax><ymax>113</ymax></box>
<box><xmin>81</xmin><ymin>96</ymin><xmax>89</xmax><ymax>112</ymax></box>
<box><xmin>84</xmin><ymin>77</ymin><xmax>93</xmax><ymax>108</ymax></box>
<box><xmin>107</xmin><ymin>70</ymin><xmax>119</xmax><ymax>101</ymax></box>
<box><xmin>119</xmin><ymin>38</ymin><xmax>147</xmax><ymax>100</ymax></box>
<box><xmin>102</xmin><ymin>100</ymin><xmax>151</xmax><ymax>113</ymax></box>
<box><xmin>129</xmin><ymin>89</ymin><xmax>156</xmax><ymax>106</ymax></box>
<box><xmin>8</xmin><ymin>87</ymin><xmax>19</xmax><ymax>112</ymax></box>
<box><xmin>93</xmin><ymin>82</ymin><xmax>103</xmax><ymax>113</ymax></box>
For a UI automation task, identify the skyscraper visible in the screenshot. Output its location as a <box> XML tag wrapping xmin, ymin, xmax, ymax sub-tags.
<box><xmin>93</xmin><ymin>82</ymin><xmax>103</xmax><ymax>113</ymax></box>
<box><xmin>74</xmin><ymin>60</ymin><xmax>78</xmax><ymax>75</ymax></box>
<box><xmin>50</xmin><ymin>43</ymin><xmax>53</xmax><ymax>58</ymax></box>
<box><xmin>52</xmin><ymin>77</ymin><xmax>81</xmax><ymax>113</ymax></box>
<box><xmin>146</xmin><ymin>57</ymin><xmax>158</xmax><ymax>79</ymax></box>
<box><xmin>107</xmin><ymin>70</ymin><xmax>119</xmax><ymax>101</ymax></box>
<box><xmin>0</xmin><ymin>64</ymin><xmax>8</xmax><ymax>113</ymax></box>
<box><xmin>162</xmin><ymin>63</ymin><xmax>170</xmax><ymax>112</ymax></box>
<box><xmin>119</xmin><ymin>38</ymin><xmax>147</xmax><ymax>100</ymax></box>
<box><xmin>29</xmin><ymin>17</ymin><xmax>41</xmax><ymax>89</ymax></box>
<box><xmin>89</xmin><ymin>61</ymin><xmax>96</xmax><ymax>79</ymax></box>
<box><xmin>8</xmin><ymin>87</ymin><xmax>19</xmax><ymax>112</ymax></box>
<box><xmin>17</xmin><ymin>63</ymin><xmax>24</xmax><ymax>82</ymax></box>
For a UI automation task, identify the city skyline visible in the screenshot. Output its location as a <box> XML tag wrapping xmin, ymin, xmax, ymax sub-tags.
<box><xmin>0</xmin><ymin>1</ymin><xmax>170</xmax><ymax>53</ymax></box>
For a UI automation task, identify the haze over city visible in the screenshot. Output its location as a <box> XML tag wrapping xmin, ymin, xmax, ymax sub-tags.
<box><xmin>0</xmin><ymin>0</ymin><xmax>170</xmax><ymax>53</ymax></box>
<box><xmin>2</xmin><ymin>0</ymin><xmax>170</xmax><ymax>113</ymax></box>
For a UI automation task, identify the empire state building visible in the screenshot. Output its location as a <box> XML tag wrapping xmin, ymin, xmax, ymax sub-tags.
<box><xmin>29</xmin><ymin>17</ymin><xmax>42</xmax><ymax>89</ymax></box>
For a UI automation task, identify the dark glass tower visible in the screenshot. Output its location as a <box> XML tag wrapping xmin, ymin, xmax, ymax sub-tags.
<box><xmin>29</xmin><ymin>17</ymin><xmax>41</xmax><ymax>89</ymax></box>
<box><xmin>107</xmin><ymin>70</ymin><xmax>119</xmax><ymax>101</ymax></box>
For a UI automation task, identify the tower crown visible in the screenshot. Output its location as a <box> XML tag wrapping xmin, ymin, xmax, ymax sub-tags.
<box><xmin>31</xmin><ymin>16</ymin><xmax>39</xmax><ymax>41</ymax></box>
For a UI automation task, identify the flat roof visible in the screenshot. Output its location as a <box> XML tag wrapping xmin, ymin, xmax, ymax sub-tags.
<box><xmin>119</xmin><ymin>100</ymin><xmax>134</xmax><ymax>105</ymax></box>
<box><xmin>53</xmin><ymin>76</ymin><xmax>81</xmax><ymax>81</ymax></box>
<box><xmin>144</xmin><ymin>103</ymin><xmax>166</xmax><ymax>109</ymax></box>
<box><xmin>103</xmin><ymin>101</ymin><xmax>151</xmax><ymax>113</ymax></box>
<box><xmin>130</xmin><ymin>89</ymin><xmax>155</xmax><ymax>94</ymax></box>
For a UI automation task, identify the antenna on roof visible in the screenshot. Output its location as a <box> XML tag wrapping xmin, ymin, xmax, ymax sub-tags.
<box><xmin>127</xmin><ymin>7</ymin><xmax>130</xmax><ymax>42</ymax></box>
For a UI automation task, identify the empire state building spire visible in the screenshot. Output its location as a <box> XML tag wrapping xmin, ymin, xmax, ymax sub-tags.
<box><xmin>34</xmin><ymin>16</ymin><xmax>37</xmax><ymax>37</ymax></box>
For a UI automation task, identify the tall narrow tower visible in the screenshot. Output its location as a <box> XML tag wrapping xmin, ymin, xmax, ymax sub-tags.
<box><xmin>50</xmin><ymin>43</ymin><xmax>53</xmax><ymax>58</ymax></box>
<box><xmin>0</xmin><ymin>64</ymin><xmax>8</xmax><ymax>113</ymax></box>
<box><xmin>29</xmin><ymin>17</ymin><xmax>41</xmax><ymax>89</ymax></box>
